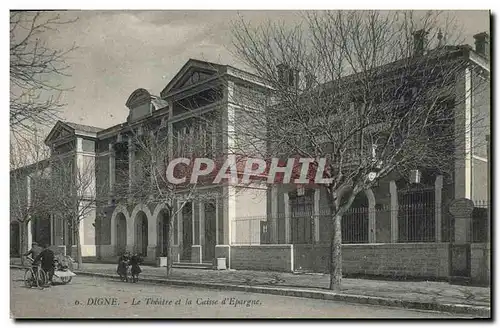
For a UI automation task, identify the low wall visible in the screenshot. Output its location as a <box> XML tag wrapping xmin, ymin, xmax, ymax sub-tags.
<box><xmin>471</xmin><ymin>243</ymin><xmax>490</xmax><ymax>285</ymax></box>
<box><xmin>230</xmin><ymin>245</ymin><xmax>293</xmax><ymax>272</ymax></box>
<box><xmin>294</xmin><ymin>243</ymin><xmax>451</xmax><ymax>279</ymax></box>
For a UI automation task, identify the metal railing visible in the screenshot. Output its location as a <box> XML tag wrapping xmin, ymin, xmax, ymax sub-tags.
<box><xmin>230</xmin><ymin>200</ymin><xmax>490</xmax><ymax>245</ymax></box>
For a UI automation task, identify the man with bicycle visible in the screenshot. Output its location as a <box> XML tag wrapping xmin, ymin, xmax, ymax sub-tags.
<box><xmin>33</xmin><ymin>243</ymin><xmax>55</xmax><ymax>286</ymax></box>
<box><xmin>24</xmin><ymin>242</ymin><xmax>43</xmax><ymax>278</ymax></box>
<box><xmin>24</xmin><ymin>242</ymin><xmax>42</xmax><ymax>263</ymax></box>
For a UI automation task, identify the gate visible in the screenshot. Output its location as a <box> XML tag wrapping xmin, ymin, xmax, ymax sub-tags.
<box><xmin>342</xmin><ymin>192</ymin><xmax>369</xmax><ymax>243</ymax></box>
<box><xmin>289</xmin><ymin>190</ymin><xmax>314</xmax><ymax>244</ymax></box>
<box><xmin>398</xmin><ymin>186</ymin><xmax>435</xmax><ymax>242</ymax></box>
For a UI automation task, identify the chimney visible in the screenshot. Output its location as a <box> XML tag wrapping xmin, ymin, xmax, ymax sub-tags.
<box><xmin>277</xmin><ymin>63</ymin><xmax>299</xmax><ymax>88</ymax></box>
<box><xmin>473</xmin><ymin>32</ymin><xmax>489</xmax><ymax>58</ymax></box>
<box><xmin>305</xmin><ymin>73</ymin><xmax>316</xmax><ymax>89</ymax></box>
<box><xmin>413</xmin><ymin>29</ymin><xmax>429</xmax><ymax>56</ymax></box>
<box><xmin>277</xmin><ymin>63</ymin><xmax>289</xmax><ymax>85</ymax></box>
<box><xmin>437</xmin><ymin>29</ymin><xmax>444</xmax><ymax>48</ymax></box>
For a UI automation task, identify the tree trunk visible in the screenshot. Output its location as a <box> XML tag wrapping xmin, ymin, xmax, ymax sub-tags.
<box><xmin>166</xmin><ymin>209</ymin><xmax>174</xmax><ymax>277</ymax></box>
<box><xmin>329</xmin><ymin>214</ymin><xmax>342</xmax><ymax>291</ymax></box>
<box><xmin>65</xmin><ymin>220</ymin><xmax>72</xmax><ymax>258</ymax></box>
<box><xmin>75</xmin><ymin>221</ymin><xmax>83</xmax><ymax>270</ymax></box>
<box><xmin>19</xmin><ymin>221</ymin><xmax>27</xmax><ymax>266</ymax></box>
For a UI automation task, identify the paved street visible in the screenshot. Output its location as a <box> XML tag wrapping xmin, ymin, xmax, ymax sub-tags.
<box><xmin>11</xmin><ymin>259</ymin><xmax>490</xmax><ymax>308</ymax></box>
<box><xmin>10</xmin><ymin>269</ymin><xmax>473</xmax><ymax>318</ymax></box>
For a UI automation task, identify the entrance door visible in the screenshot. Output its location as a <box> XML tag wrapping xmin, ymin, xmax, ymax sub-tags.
<box><xmin>398</xmin><ymin>186</ymin><xmax>435</xmax><ymax>242</ymax></box>
<box><xmin>181</xmin><ymin>203</ymin><xmax>193</xmax><ymax>261</ymax></box>
<box><xmin>116</xmin><ymin>214</ymin><xmax>127</xmax><ymax>255</ymax></box>
<box><xmin>135</xmin><ymin>213</ymin><xmax>148</xmax><ymax>257</ymax></box>
<box><xmin>342</xmin><ymin>192</ymin><xmax>369</xmax><ymax>243</ymax></box>
<box><xmin>204</xmin><ymin>202</ymin><xmax>216</xmax><ymax>261</ymax></box>
<box><xmin>158</xmin><ymin>211</ymin><xmax>170</xmax><ymax>256</ymax></box>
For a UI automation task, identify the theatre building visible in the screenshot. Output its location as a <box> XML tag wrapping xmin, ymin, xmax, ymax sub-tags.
<box><xmin>11</xmin><ymin>32</ymin><xmax>490</xmax><ymax>283</ymax></box>
<box><xmin>11</xmin><ymin>59</ymin><xmax>271</xmax><ymax>266</ymax></box>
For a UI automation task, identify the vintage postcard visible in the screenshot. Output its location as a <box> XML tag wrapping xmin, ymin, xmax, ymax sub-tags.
<box><xmin>9</xmin><ymin>9</ymin><xmax>491</xmax><ymax>319</ymax></box>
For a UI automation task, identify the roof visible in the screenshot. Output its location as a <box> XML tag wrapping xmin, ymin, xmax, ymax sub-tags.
<box><xmin>151</xmin><ymin>95</ymin><xmax>169</xmax><ymax>110</ymax></box>
<box><xmin>62</xmin><ymin>121</ymin><xmax>103</xmax><ymax>133</ymax></box>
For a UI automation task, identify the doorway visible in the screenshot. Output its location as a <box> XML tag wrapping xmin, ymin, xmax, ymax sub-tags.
<box><xmin>181</xmin><ymin>203</ymin><xmax>193</xmax><ymax>261</ymax></box>
<box><xmin>116</xmin><ymin>213</ymin><xmax>127</xmax><ymax>255</ymax></box>
<box><xmin>204</xmin><ymin>202</ymin><xmax>216</xmax><ymax>261</ymax></box>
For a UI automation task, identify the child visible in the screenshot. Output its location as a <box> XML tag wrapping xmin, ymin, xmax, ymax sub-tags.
<box><xmin>129</xmin><ymin>253</ymin><xmax>143</xmax><ymax>283</ymax></box>
<box><xmin>117</xmin><ymin>252</ymin><xmax>130</xmax><ymax>282</ymax></box>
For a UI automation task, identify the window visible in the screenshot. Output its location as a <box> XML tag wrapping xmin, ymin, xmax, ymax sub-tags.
<box><xmin>82</xmin><ymin>139</ymin><xmax>95</xmax><ymax>152</ymax></box>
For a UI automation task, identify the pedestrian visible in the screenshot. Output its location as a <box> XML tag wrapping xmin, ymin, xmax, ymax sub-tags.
<box><xmin>129</xmin><ymin>253</ymin><xmax>143</xmax><ymax>283</ymax></box>
<box><xmin>33</xmin><ymin>243</ymin><xmax>55</xmax><ymax>286</ymax></box>
<box><xmin>117</xmin><ymin>252</ymin><xmax>130</xmax><ymax>282</ymax></box>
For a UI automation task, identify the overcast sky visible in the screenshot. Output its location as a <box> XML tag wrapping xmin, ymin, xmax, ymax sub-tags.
<box><xmin>31</xmin><ymin>10</ymin><xmax>490</xmax><ymax>133</ymax></box>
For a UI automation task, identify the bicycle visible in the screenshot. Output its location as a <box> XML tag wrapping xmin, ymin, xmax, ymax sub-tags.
<box><xmin>23</xmin><ymin>257</ymin><xmax>48</xmax><ymax>289</ymax></box>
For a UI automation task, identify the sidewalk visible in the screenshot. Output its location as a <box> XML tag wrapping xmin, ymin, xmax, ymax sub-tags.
<box><xmin>10</xmin><ymin>258</ymin><xmax>490</xmax><ymax>316</ymax></box>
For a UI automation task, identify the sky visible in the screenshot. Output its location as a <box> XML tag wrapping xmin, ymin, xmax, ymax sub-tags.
<box><xmin>13</xmin><ymin>10</ymin><xmax>491</xmax><ymax>134</ymax></box>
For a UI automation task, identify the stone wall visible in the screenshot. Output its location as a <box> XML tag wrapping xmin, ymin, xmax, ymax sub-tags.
<box><xmin>230</xmin><ymin>245</ymin><xmax>293</xmax><ymax>272</ymax></box>
<box><xmin>294</xmin><ymin>243</ymin><xmax>451</xmax><ymax>279</ymax></box>
<box><xmin>471</xmin><ymin>243</ymin><xmax>490</xmax><ymax>285</ymax></box>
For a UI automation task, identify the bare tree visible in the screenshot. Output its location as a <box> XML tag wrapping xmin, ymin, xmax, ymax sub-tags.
<box><xmin>46</xmin><ymin>153</ymin><xmax>101</xmax><ymax>269</ymax></box>
<box><xmin>10</xmin><ymin>11</ymin><xmax>76</xmax><ymax>138</ymax></box>
<box><xmin>230</xmin><ymin>10</ymin><xmax>488</xmax><ymax>290</ymax></box>
<box><xmin>111</xmin><ymin>106</ymin><xmax>226</xmax><ymax>276</ymax></box>
<box><xmin>10</xmin><ymin>132</ymin><xmax>51</xmax><ymax>264</ymax></box>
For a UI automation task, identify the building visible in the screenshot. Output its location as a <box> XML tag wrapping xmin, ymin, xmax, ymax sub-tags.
<box><xmin>11</xmin><ymin>59</ymin><xmax>271</xmax><ymax>267</ymax></box>
<box><xmin>11</xmin><ymin>33</ymin><xmax>490</xmax><ymax>283</ymax></box>
<box><xmin>256</xmin><ymin>31</ymin><xmax>490</xmax><ymax>281</ymax></box>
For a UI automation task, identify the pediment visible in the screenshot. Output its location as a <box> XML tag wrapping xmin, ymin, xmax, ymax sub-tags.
<box><xmin>176</xmin><ymin>69</ymin><xmax>216</xmax><ymax>90</ymax></box>
<box><xmin>44</xmin><ymin>121</ymin><xmax>75</xmax><ymax>145</ymax></box>
<box><xmin>160</xmin><ymin>59</ymin><xmax>223</xmax><ymax>98</ymax></box>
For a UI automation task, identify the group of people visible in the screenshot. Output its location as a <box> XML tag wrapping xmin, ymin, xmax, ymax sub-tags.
<box><xmin>24</xmin><ymin>242</ymin><xmax>143</xmax><ymax>284</ymax></box>
<box><xmin>24</xmin><ymin>242</ymin><xmax>56</xmax><ymax>285</ymax></box>
<box><xmin>117</xmin><ymin>251</ymin><xmax>143</xmax><ymax>283</ymax></box>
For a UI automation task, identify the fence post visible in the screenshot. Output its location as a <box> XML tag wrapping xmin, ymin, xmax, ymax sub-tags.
<box><xmin>390</xmin><ymin>180</ymin><xmax>398</xmax><ymax>243</ymax></box>
<box><xmin>284</xmin><ymin>193</ymin><xmax>291</xmax><ymax>244</ymax></box>
<box><xmin>486</xmin><ymin>134</ymin><xmax>490</xmax><ymax>244</ymax></box>
<box><xmin>366</xmin><ymin>189</ymin><xmax>376</xmax><ymax>243</ymax></box>
<box><xmin>270</xmin><ymin>186</ymin><xmax>278</xmax><ymax>243</ymax></box>
<box><xmin>314</xmin><ymin>189</ymin><xmax>320</xmax><ymax>243</ymax></box>
<box><xmin>435</xmin><ymin>175</ymin><xmax>443</xmax><ymax>242</ymax></box>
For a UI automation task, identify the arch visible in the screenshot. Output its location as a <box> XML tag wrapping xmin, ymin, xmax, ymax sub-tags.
<box><xmin>110</xmin><ymin>204</ymin><xmax>131</xmax><ymax>255</ymax></box>
<box><xmin>156</xmin><ymin>207</ymin><xmax>171</xmax><ymax>257</ymax></box>
<box><xmin>116</xmin><ymin>213</ymin><xmax>127</xmax><ymax>255</ymax></box>
<box><xmin>134</xmin><ymin>211</ymin><xmax>149</xmax><ymax>257</ymax></box>
<box><xmin>334</xmin><ymin>186</ymin><xmax>353</xmax><ymax>208</ymax></box>
<box><xmin>130</xmin><ymin>203</ymin><xmax>156</xmax><ymax>246</ymax></box>
<box><xmin>335</xmin><ymin>187</ymin><xmax>375</xmax><ymax>211</ymax></box>
<box><xmin>125</xmin><ymin>88</ymin><xmax>151</xmax><ymax>109</ymax></box>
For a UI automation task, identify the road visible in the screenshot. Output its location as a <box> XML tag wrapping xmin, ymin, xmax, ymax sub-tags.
<box><xmin>10</xmin><ymin>269</ymin><xmax>472</xmax><ymax>319</ymax></box>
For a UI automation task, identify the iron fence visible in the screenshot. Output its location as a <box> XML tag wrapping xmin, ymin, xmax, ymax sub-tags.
<box><xmin>230</xmin><ymin>200</ymin><xmax>489</xmax><ymax>245</ymax></box>
<box><xmin>472</xmin><ymin>200</ymin><xmax>490</xmax><ymax>243</ymax></box>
